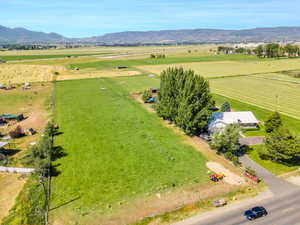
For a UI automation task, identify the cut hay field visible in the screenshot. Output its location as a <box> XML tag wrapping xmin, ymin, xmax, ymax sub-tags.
<box><xmin>51</xmin><ymin>78</ymin><xmax>208</xmax><ymax>225</ymax></box>
<box><xmin>210</xmin><ymin>76</ymin><xmax>300</xmax><ymax>119</ymax></box>
<box><xmin>0</xmin><ymin>64</ymin><xmax>63</xmax><ymax>84</ymax></box>
<box><xmin>136</xmin><ymin>57</ymin><xmax>300</xmax><ymax>78</ymax></box>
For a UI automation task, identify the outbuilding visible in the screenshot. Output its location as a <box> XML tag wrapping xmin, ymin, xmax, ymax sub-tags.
<box><xmin>208</xmin><ymin>111</ymin><xmax>259</xmax><ymax>133</ymax></box>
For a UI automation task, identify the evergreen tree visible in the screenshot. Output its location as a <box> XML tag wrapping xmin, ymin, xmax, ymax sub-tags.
<box><xmin>263</xmin><ymin>128</ymin><xmax>300</xmax><ymax>164</ymax></box>
<box><xmin>220</xmin><ymin>101</ymin><xmax>231</xmax><ymax>112</ymax></box>
<box><xmin>265</xmin><ymin>111</ymin><xmax>282</xmax><ymax>133</ymax></box>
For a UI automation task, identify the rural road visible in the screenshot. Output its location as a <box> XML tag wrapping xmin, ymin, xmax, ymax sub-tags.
<box><xmin>173</xmin><ymin>156</ymin><xmax>300</xmax><ymax>225</ymax></box>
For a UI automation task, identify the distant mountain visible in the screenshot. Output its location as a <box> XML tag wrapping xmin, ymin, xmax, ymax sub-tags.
<box><xmin>82</xmin><ymin>27</ymin><xmax>300</xmax><ymax>44</ymax></box>
<box><xmin>0</xmin><ymin>25</ymin><xmax>66</xmax><ymax>43</ymax></box>
<box><xmin>1</xmin><ymin>25</ymin><xmax>300</xmax><ymax>44</ymax></box>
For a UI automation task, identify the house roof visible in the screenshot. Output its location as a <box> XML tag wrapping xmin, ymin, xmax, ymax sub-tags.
<box><xmin>208</xmin><ymin>112</ymin><xmax>258</xmax><ymax>131</ymax></box>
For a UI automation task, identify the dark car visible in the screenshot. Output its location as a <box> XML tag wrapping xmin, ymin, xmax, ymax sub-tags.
<box><xmin>244</xmin><ymin>206</ymin><xmax>268</xmax><ymax>220</ymax></box>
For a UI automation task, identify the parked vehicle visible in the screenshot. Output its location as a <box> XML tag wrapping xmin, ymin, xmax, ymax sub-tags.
<box><xmin>244</xmin><ymin>206</ymin><xmax>268</xmax><ymax>220</ymax></box>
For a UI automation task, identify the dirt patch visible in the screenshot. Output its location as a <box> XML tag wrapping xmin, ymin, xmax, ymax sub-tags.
<box><xmin>207</xmin><ymin>162</ymin><xmax>245</xmax><ymax>185</ymax></box>
<box><xmin>51</xmin><ymin>182</ymin><xmax>241</xmax><ymax>225</ymax></box>
<box><xmin>0</xmin><ymin>173</ymin><xmax>26</xmax><ymax>223</ymax></box>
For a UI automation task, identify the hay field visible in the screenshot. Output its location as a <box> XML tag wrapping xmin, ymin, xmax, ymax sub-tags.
<box><xmin>136</xmin><ymin>58</ymin><xmax>300</xmax><ymax>78</ymax></box>
<box><xmin>0</xmin><ymin>64</ymin><xmax>63</xmax><ymax>84</ymax></box>
<box><xmin>210</xmin><ymin>76</ymin><xmax>300</xmax><ymax>119</ymax></box>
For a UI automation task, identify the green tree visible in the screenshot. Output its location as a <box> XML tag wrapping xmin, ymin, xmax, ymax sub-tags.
<box><xmin>210</xmin><ymin>124</ymin><xmax>241</xmax><ymax>155</ymax></box>
<box><xmin>254</xmin><ymin>45</ymin><xmax>264</xmax><ymax>57</ymax></box>
<box><xmin>175</xmin><ymin>72</ymin><xmax>213</xmax><ymax>135</ymax></box>
<box><xmin>156</xmin><ymin>67</ymin><xmax>213</xmax><ymax>135</ymax></box>
<box><xmin>265</xmin><ymin>111</ymin><xmax>282</xmax><ymax>133</ymax></box>
<box><xmin>263</xmin><ymin>128</ymin><xmax>300</xmax><ymax>164</ymax></box>
<box><xmin>220</xmin><ymin>101</ymin><xmax>231</xmax><ymax>112</ymax></box>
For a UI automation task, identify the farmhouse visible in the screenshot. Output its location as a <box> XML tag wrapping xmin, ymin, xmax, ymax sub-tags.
<box><xmin>208</xmin><ymin>111</ymin><xmax>258</xmax><ymax>133</ymax></box>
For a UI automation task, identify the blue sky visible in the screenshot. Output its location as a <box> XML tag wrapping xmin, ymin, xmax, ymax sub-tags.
<box><xmin>1</xmin><ymin>0</ymin><xmax>300</xmax><ymax>37</ymax></box>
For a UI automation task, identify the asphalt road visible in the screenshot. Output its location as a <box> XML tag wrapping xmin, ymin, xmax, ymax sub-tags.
<box><xmin>189</xmin><ymin>189</ymin><xmax>300</xmax><ymax>225</ymax></box>
<box><xmin>174</xmin><ymin>156</ymin><xmax>300</xmax><ymax>225</ymax></box>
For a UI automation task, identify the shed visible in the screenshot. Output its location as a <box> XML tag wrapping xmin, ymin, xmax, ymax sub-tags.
<box><xmin>208</xmin><ymin>112</ymin><xmax>258</xmax><ymax>133</ymax></box>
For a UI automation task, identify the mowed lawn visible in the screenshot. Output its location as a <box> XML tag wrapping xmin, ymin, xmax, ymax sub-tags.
<box><xmin>210</xmin><ymin>76</ymin><xmax>300</xmax><ymax>119</ymax></box>
<box><xmin>137</xmin><ymin>57</ymin><xmax>300</xmax><ymax>78</ymax></box>
<box><xmin>51</xmin><ymin>78</ymin><xmax>208</xmax><ymax>223</ymax></box>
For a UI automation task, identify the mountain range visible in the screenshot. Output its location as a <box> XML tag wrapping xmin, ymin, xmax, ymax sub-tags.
<box><xmin>1</xmin><ymin>25</ymin><xmax>300</xmax><ymax>44</ymax></box>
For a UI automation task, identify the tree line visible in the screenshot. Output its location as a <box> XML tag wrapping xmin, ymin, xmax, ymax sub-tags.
<box><xmin>218</xmin><ymin>43</ymin><xmax>300</xmax><ymax>58</ymax></box>
<box><xmin>156</xmin><ymin>67</ymin><xmax>214</xmax><ymax>135</ymax></box>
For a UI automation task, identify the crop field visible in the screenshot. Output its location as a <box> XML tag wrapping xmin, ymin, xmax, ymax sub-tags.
<box><xmin>51</xmin><ymin>78</ymin><xmax>208</xmax><ymax>225</ymax></box>
<box><xmin>136</xmin><ymin>57</ymin><xmax>300</xmax><ymax>78</ymax></box>
<box><xmin>252</xmin><ymin>72</ymin><xmax>300</xmax><ymax>83</ymax></box>
<box><xmin>0</xmin><ymin>64</ymin><xmax>63</xmax><ymax>84</ymax></box>
<box><xmin>69</xmin><ymin>54</ymin><xmax>258</xmax><ymax>70</ymax></box>
<box><xmin>210</xmin><ymin>76</ymin><xmax>300</xmax><ymax>119</ymax></box>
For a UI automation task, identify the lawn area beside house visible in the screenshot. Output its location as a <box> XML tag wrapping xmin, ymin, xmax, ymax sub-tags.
<box><xmin>248</xmin><ymin>145</ymin><xmax>299</xmax><ymax>176</ymax></box>
<box><xmin>50</xmin><ymin>78</ymin><xmax>208</xmax><ymax>225</ymax></box>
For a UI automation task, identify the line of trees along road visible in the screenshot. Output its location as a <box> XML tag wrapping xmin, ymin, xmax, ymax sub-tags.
<box><xmin>218</xmin><ymin>43</ymin><xmax>300</xmax><ymax>58</ymax></box>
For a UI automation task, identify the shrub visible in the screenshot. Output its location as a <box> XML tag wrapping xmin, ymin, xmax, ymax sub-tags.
<box><xmin>220</xmin><ymin>101</ymin><xmax>231</xmax><ymax>112</ymax></box>
<box><xmin>265</xmin><ymin>111</ymin><xmax>282</xmax><ymax>133</ymax></box>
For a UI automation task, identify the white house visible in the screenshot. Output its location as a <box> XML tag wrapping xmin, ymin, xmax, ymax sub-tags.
<box><xmin>208</xmin><ymin>111</ymin><xmax>259</xmax><ymax>133</ymax></box>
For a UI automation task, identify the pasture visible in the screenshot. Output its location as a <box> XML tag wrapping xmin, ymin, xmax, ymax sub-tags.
<box><xmin>210</xmin><ymin>76</ymin><xmax>300</xmax><ymax>119</ymax></box>
<box><xmin>136</xmin><ymin>57</ymin><xmax>300</xmax><ymax>78</ymax></box>
<box><xmin>51</xmin><ymin>78</ymin><xmax>208</xmax><ymax>225</ymax></box>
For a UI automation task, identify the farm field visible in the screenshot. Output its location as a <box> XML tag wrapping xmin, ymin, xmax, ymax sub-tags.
<box><xmin>252</xmin><ymin>72</ymin><xmax>300</xmax><ymax>83</ymax></box>
<box><xmin>210</xmin><ymin>76</ymin><xmax>300</xmax><ymax>119</ymax></box>
<box><xmin>0</xmin><ymin>64</ymin><xmax>63</xmax><ymax>84</ymax></box>
<box><xmin>213</xmin><ymin>94</ymin><xmax>300</xmax><ymax>135</ymax></box>
<box><xmin>69</xmin><ymin>54</ymin><xmax>258</xmax><ymax>70</ymax></box>
<box><xmin>51</xmin><ymin>78</ymin><xmax>208</xmax><ymax>225</ymax></box>
<box><xmin>136</xmin><ymin>57</ymin><xmax>300</xmax><ymax>78</ymax></box>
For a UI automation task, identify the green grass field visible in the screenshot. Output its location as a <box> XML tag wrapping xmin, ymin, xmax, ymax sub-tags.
<box><xmin>211</xmin><ymin>76</ymin><xmax>300</xmax><ymax>119</ymax></box>
<box><xmin>248</xmin><ymin>145</ymin><xmax>299</xmax><ymax>175</ymax></box>
<box><xmin>69</xmin><ymin>54</ymin><xmax>258</xmax><ymax>70</ymax></box>
<box><xmin>0</xmin><ymin>53</ymin><xmax>111</xmax><ymax>61</ymax></box>
<box><xmin>51</xmin><ymin>78</ymin><xmax>208</xmax><ymax>224</ymax></box>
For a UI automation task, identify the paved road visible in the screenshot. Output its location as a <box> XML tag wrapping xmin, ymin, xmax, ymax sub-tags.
<box><xmin>175</xmin><ymin>189</ymin><xmax>300</xmax><ymax>225</ymax></box>
<box><xmin>173</xmin><ymin>156</ymin><xmax>300</xmax><ymax>225</ymax></box>
<box><xmin>240</xmin><ymin>155</ymin><xmax>299</xmax><ymax>194</ymax></box>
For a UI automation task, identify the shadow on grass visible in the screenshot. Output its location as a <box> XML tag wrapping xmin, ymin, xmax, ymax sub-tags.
<box><xmin>49</xmin><ymin>196</ymin><xmax>81</xmax><ymax>211</ymax></box>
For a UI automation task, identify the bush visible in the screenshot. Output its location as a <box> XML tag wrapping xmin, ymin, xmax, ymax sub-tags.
<box><xmin>220</xmin><ymin>101</ymin><xmax>231</xmax><ymax>112</ymax></box>
<box><xmin>265</xmin><ymin>111</ymin><xmax>282</xmax><ymax>133</ymax></box>
<box><xmin>224</xmin><ymin>152</ymin><xmax>241</xmax><ymax>166</ymax></box>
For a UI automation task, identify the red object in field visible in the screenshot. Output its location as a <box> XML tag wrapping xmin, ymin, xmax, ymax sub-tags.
<box><xmin>244</xmin><ymin>172</ymin><xmax>260</xmax><ymax>183</ymax></box>
<box><xmin>209</xmin><ymin>173</ymin><xmax>225</xmax><ymax>182</ymax></box>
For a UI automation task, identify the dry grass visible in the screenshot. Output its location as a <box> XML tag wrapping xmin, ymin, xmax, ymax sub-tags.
<box><xmin>56</xmin><ymin>69</ymin><xmax>142</xmax><ymax>81</ymax></box>
<box><xmin>0</xmin><ymin>174</ymin><xmax>26</xmax><ymax>223</ymax></box>
<box><xmin>0</xmin><ymin>64</ymin><xmax>64</xmax><ymax>84</ymax></box>
<box><xmin>136</xmin><ymin>58</ymin><xmax>300</xmax><ymax>78</ymax></box>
